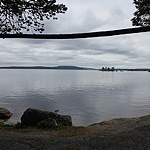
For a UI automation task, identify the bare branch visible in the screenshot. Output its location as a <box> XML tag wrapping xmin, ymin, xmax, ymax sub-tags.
<box><xmin>0</xmin><ymin>27</ymin><xmax>150</xmax><ymax>39</ymax></box>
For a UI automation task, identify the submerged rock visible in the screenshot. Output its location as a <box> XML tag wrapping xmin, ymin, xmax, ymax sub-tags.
<box><xmin>21</xmin><ymin>108</ymin><xmax>72</xmax><ymax>127</ymax></box>
<box><xmin>0</xmin><ymin>108</ymin><xmax>12</xmax><ymax>120</ymax></box>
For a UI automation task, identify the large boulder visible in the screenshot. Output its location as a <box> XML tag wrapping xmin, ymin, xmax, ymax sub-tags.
<box><xmin>0</xmin><ymin>108</ymin><xmax>12</xmax><ymax>120</ymax></box>
<box><xmin>21</xmin><ymin>108</ymin><xmax>72</xmax><ymax>127</ymax></box>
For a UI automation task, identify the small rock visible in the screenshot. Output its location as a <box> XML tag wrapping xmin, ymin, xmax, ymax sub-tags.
<box><xmin>0</xmin><ymin>108</ymin><xmax>12</xmax><ymax>119</ymax></box>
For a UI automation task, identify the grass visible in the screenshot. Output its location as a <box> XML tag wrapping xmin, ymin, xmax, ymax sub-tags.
<box><xmin>0</xmin><ymin>122</ymin><xmax>93</xmax><ymax>137</ymax></box>
<box><xmin>0</xmin><ymin>122</ymin><xmax>4</xmax><ymax>126</ymax></box>
<box><xmin>56</xmin><ymin>126</ymin><xmax>87</xmax><ymax>137</ymax></box>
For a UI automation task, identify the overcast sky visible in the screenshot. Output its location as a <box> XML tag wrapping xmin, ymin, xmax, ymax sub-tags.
<box><xmin>0</xmin><ymin>0</ymin><xmax>150</xmax><ymax>69</ymax></box>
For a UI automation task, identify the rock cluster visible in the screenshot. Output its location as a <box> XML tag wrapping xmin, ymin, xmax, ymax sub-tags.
<box><xmin>21</xmin><ymin>108</ymin><xmax>72</xmax><ymax>127</ymax></box>
<box><xmin>0</xmin><ymin>108</ymin><xmax>12</xmax><ymax>120</ymax></box>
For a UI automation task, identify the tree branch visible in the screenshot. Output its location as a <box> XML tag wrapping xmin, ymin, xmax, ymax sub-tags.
<box><xmin>0</xmin><ymin>26</ymin><xmax>150</xmax><ymax>39</ymax></box>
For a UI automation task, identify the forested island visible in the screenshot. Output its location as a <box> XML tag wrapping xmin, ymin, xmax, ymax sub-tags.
<box><xmin>99</xmin><ymin>67</ymin><xmax>150</xmax><ymax>72</ymax></box>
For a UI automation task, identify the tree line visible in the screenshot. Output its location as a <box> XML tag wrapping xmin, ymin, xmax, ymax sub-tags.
<box><xmin>100</xmin><ymin>67</ymin><xmax>115</xmax><ymax>72</ymax></box>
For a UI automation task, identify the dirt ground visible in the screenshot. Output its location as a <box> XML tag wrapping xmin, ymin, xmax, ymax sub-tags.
<box><xmin>0</xmin><ymin>115</ymin><xmax>150</xmax><ymax>150</ymax></box>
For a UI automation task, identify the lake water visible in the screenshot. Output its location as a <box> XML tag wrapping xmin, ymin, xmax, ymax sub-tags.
<box><xmin>0</xmin><ymin>69</ymin><xmax>150</xmax><ymax>126</ymax></box>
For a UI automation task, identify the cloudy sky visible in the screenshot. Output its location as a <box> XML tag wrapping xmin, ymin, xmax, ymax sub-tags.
<box><xmin>0</xmin><ymin>0</ymin><xmax>150</xmax><ymax>69</ymax></box>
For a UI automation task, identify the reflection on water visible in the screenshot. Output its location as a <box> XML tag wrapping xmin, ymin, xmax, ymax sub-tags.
<box><xmin>0</xmin><ymin>69</ymin><xmax>150</xmax><ymax>126</ymax></box>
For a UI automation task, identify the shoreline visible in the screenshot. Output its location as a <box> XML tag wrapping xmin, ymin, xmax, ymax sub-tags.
<box><xmin>1</xmin><ymin>115</ymin><xmax>150</xmax><ymax>149</ymax></box>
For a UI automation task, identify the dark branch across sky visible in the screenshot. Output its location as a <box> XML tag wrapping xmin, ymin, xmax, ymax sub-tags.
<box><xmin>0</xmin><ymin>27</ymin><xmax>150</xmax><ymax>39</ymax></box>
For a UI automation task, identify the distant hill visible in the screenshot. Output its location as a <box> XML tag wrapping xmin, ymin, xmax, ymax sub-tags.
<box><xmin>55</xmin><ymin>66</ymin><xmax>86</xmax><ymax>70</ymax></box>
<box><xmin>0</xmin><ymin>66</ymin><xmax>97</xmax><ymax>70</ymax></box>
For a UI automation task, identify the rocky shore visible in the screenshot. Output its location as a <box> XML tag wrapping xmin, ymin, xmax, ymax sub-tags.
<box><xmin>0</xmin><ymin>108</ymin><xmax>12</xmax><ymax>122</ymax></box>
<box><xmin>0</xmin><ymin>111</ymin><xmax>150</xmax><ymax>150</ymax></box>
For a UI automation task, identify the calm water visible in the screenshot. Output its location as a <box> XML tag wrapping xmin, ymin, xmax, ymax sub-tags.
<box><xmin>0</xmin><ymin>69</ymin><xmax>150</xmax><ymax>126</ymax></box>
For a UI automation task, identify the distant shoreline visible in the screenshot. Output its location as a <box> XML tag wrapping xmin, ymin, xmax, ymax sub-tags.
<box><xmin>0</xmin><ymin>66</ymin><xmax>150</xmax><ymax>71</ymax></box>
<box><xmin>0</xmin><ymin>66</ymin><xmax>97</xmax><ymax>70</ymax></box>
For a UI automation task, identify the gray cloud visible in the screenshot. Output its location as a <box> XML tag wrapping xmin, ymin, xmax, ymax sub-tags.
<box><xmin>0</xmin><ymin>0</ymin><xmax>150</xmax><ymax>68</ymax></box>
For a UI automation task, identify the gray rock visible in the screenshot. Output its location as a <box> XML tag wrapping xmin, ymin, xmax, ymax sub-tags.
<box><xmin>38</xmin><ymin>118</ymin><xmax>57</xmax><ymax>128</ymax></box>
<box><xmin>57</xmin><ymin>115</ymin><xmax>72</xmax><ymax>126</ymax></box>
<box><xmin>21</xmin><ymin>108</ymin><xmax>72</xmax><ymax>127</ymax></box>
<box><xmin>0</xmin><ymin>108</ymin><xmax>12</xmax><ymax>119</ymax></box>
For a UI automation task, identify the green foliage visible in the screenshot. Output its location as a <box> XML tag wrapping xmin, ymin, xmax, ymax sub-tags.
<box><xmin>131</xmin><ymin>0</ymin><xmax>150</xmax><ymax>27</ymax></box>
<box><xmin>0</xmin><ymin>122</ymin><xmax>4</xmax><ymax>126</ymax></box>
<box><xmin>0</xmin><ymin>0</ymin><xmax>67</xmax><ymax>34</ymax></box>
<box><xmin>54</xmin><ymin>109</ymin><xmax>59</xmax><ymax>113</ymax></box>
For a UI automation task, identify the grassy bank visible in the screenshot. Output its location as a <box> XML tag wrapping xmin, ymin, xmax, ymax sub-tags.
<box><xmin>0</xmin><ymin>122</ymin><xmax>93</xmax><ymax>137</ymax></box>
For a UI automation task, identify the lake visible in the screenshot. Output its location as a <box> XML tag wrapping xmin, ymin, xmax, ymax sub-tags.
<box><xmin>0</xmin><ymin>69</ymin><xmax>150</xmax><ymax>126</ymax></box>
